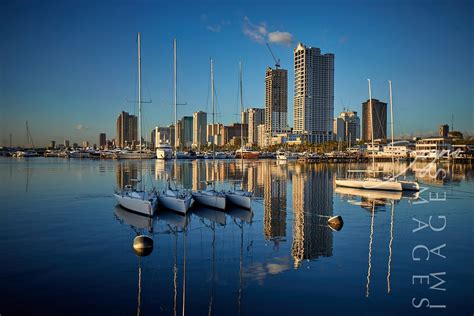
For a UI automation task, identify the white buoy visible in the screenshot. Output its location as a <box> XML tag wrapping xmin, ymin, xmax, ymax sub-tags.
<box><xmin>327</xmin><ymin>215</ymin><xmax>344</xmax><ymax>231</ymax></box>
<box><xmin>133</xmin><ymin>235</ymin><xmax>154</xmax><ymax>257</ymax></box>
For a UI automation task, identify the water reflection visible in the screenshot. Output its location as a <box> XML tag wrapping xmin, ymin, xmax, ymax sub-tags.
<box><xmin>291</xmin><ymin>164</ymin><xmax>334</xmax><ymax>268</ymax></box>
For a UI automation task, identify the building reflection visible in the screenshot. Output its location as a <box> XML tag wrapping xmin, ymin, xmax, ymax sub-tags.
<box><xmin>115</xmin><ymin>161</ymin><xmax>138</xmax><ymax>189</ymax></box>
<box><xmin>291</xmin><ymin>164</ymin><xmax>334</xmax><ymax>269</ymax></box>
<box><xmin>262</xmin><ymin>162</ymin><xmax>287</xmax><ymax>245</ymax></box>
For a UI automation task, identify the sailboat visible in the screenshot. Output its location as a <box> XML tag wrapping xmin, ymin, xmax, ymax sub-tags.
<box><xmin>191</xmin><ymin>59</ymin><xmax>227</xmax><ymax>210</ymax></box>
<box><xmin>226</xmin><ymin>62</ymin><xmax>253</xmax><ymax>209</ymax></box>
<box><xmin>157</xmin><ymin>39</ymin><xmax>193</xmax><ymax>215</ymax></box>
<box><xmin>335</xmin><ymin>79</ymin><xmax>403</xmax><ymax>192</ymax></box>
<box><xmin>114</xmin><ymin>32</ymin><xmax>158</xmax><ymax>216</ymax></box>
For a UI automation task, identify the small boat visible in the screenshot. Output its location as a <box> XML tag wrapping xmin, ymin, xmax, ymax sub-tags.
<box><xmin>156</xmin><ymin>142</ymin><xmax>173</xmax><ymax>160</ymax></box>
<box><xmin>114</xmin><ymin>184</ymin><xmax>158</xmax><ymax>216</ymax></box>
<box><xmin>235</xmin><ymin>147</ymin><xmax>259</xmax><ymax>159</ymax></box>
<box><xmin>69</xmin><ymin>150</ymin><xmax>90</xmax><ymax>159</ymax></box>
<box><xmin>157</xmin><ymin>178</ymin><xmax>193</xmax><ymax>214</ymax></box>
<box><xmin>226</xmin><ymin>188</ymin><xmax>252</xmax><ymax>209</ymax></box>
<box><xmin>116</xmin><ymin>149</ymin><xmax>155</xmax><ymax>159</ymax></box>
<box><xmin>335</xmin><ymin>176</ymin><xmax>403</xmax><ymax>191</ymax></box>
<box><xmin>192</xmin><ymin>186</ymin><xmax>227</xmax><ymax>210</ymax></box>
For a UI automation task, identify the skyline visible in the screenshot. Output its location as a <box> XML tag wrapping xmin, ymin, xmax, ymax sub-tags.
<box><xmin>1</xmin><ymin>0</ymin><xmax>473</xmax><ymax>146</ymax></box>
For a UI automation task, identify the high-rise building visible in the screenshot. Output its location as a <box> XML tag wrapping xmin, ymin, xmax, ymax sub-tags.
<box><xmin>116</xmin><ymin>111</ymin><xmax>138</xmax><ymax>148</ymax></box>
<box><xmin>333</xmin><ymin>111</ymin><xmax>360</xmax><ymax>146</ymax></box>
<box><xmin>99</xmin><ymin>133</ymin><xmax>106</xmax><ymax>148</ymax></box>
<box><xmin>82</xmin><ymin>140</ymin><xmax>89</xmax><ymax>148</ymax></box>
<box><xmin>293</xmin><ymin>43</ymin><xmax>334</xmax><ymax>143</ymax></box>
<box><xmin>64</xmin><ymin>140</ymin><xmax>70</xmax><ymax>148</ymax></box>
<box><xmin>362</xmin><ymin>99</ymin><xmax>387</xmax><ymax>141</ymax></box>
<box><xmin>439</xmin><ymin>124</ymin><xmax>449</xmax><ymax>138</ymax></box>
<box><xmin>207</xmin><ymin>123</ymin><xmax>223</xmax><ymax>146</ymax></box>
<box><xmin>265</xmin><ymin>67</ymin><xmax>288</xmax><ymax>134</ymax></box>
<box><xmin>193</xmin><ymin>111</ymin><xmax>207</xmax><ymax>149</ymax></box>
<box><xmin>223</xmin><ymin>123</ymin><xmax>248</xmax><ymax>145</ymax></box>
<box><xmin>246</xmin><ymin>108</ymin><xmax>265</xmax><ymax>147</ymax></box>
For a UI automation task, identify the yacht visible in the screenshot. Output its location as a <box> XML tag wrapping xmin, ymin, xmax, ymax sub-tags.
<box><xmin>114</xmin><ymin>32</ymin><xmax>158</xmax><ymax>217</ymax></box>
<box><xmin>156</xmin><ymin>142</ymin><xmax>173</xmax><ymax>160</ymax></box>
<box><xmin>157</xmin><ymin>177</ymin><xmax>193</xmax><ymax>214</ymax></box>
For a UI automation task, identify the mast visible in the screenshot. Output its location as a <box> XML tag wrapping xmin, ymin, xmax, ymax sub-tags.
<box><xmin>174</xmin><ymin>38</ymin><xmax>178</xmax><ymax>156</ymax></box>
<box><xmin>368</xmin><ymin>79</ymin><xmax>375</xmax><ymax>172</ymax></box>
<box><xmin>239</xmin><ymin>62</ymin><xmax>244</xmax><ymax>167</ymax></box>
<box><xmin>138</xmin><ymin>32</ymin><xmax>143</xmax><ymax>190</ymax></box>
<box><xmin>389</xmin><ymin>80</ymin><xmax>395</xmax><ymax>178</ymax></box>
<box><xmin>211</xmin><ymin>59</ymin><xmax>215</xmax><ymax>162</ymax></box>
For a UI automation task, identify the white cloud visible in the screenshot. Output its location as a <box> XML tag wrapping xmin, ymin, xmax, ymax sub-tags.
<box><xmin>206</xmin><ymin>25</ymin><xmax>222</xmax><ymax>33</ymax></box>
<box><xmin>242</xmin><ymin>16</ymin><xmax>268</xmax><ymax>43</ymax></box>
<box><xmin>242</xmin><ymin>17</ymin><xmax>293</xmax><ymax>46</ymax></box>
<box><xmin>268</xmin><ymin>31</ymin><xmax>293</xmax><ymax>46</ymax></box>
<box><xmin>75</xmin><ymin>124</ymin><xmax>89</xmax><ymax>131</ymax></box>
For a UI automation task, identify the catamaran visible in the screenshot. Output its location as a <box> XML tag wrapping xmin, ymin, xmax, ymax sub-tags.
<box><xmin>114</xmin><ymin>32</ymin><xmax>158</xmax><ymax>216</ymax></box>
<box><xmin>335</xmin><ymin>79</ymin><xmax>403</xmax><ymax>192</ymax></box>
<box><xmin>225</xmin><ymin>62</ymin><xmax>253</xmax><ymax>209</ymax></box>
<box><xmin>192</xmin><ymin>59</ymin><xmax>227</xmax><ymax>210</ymax></box>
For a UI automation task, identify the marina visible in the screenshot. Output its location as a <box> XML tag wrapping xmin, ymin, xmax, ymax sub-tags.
<box><xmin>0</xmin><ymin>157</ymin><xmax>472</xmax><ymax>314</ymax></box>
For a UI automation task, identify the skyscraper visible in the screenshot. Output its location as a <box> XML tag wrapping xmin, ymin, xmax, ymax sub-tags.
<box><xmin>362</xmin><ymin>99</ymin><xmax>387</xmax><ymax>141</ymax></box>
<box><xmin>246</xmin><ymin>108</ymin><xmax>265</xmax><ymax>147</ymax></box>
<box><xmin>265</xmin><ymin>67</ymin><xmax>288</xmax><ymax>134</ymax></box>
<box><xmin>333</xmin><ymin>111</ymin><xmax>360</xmax><ymax>146</ymax></box>
<box><xmin>439</xmin><ymin>124</ymin><xmax>449</xmax><ymax>138</ymax></box>
<box><xmin>116</xmin><ymin>111</ymin><xmax>138</xmax><ymax>148</ymax></box>
<box><xmin>293</xmin><ymin>43</ymin><xmax>334</xmax><ymax>143</ymax></box>
<box><xmin>192</xmin><ymin>111</ymin><xmax>207</xmax><ymax>149</ymax></box>
<box><xmin>99</xmin><ymin>133</ymin><xmax>106</xmax><ymax>148</ymax></box>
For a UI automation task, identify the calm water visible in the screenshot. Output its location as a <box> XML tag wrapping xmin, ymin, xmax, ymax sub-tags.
<box><xmin>0</xmin><ymin>158</ymin><xmax>472</xmax><ymax>315</ymax></box>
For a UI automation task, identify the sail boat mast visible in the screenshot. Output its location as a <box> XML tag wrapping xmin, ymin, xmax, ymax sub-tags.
<box><xmin>211</xmin><ymin>59</ymin><xmax>215</xmax><ymax>161</ymax></box>
<box><xmin>368</xmin><ymin>79</ymin><xmax>375</xmax><ymax>172</ymax></box>
<box><xmin>239</xmin><ymin>61</ymin><xmax>244</xmax><ymax>152</ymax></box>
<box><xmin>174</xmin><ymin>38</ymin><xmax>178</xmax><ymax>154</ymax></box>
<box><xmin>389</xmin><ymin>80</ymin><xmax>395</xmax><ymax>178</ymax></box>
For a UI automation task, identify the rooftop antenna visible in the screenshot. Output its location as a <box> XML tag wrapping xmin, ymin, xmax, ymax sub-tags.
<box><xmin>266</xmin><ymin>43</ymin><xmax>280</xmax><ymax>69</ymax></box>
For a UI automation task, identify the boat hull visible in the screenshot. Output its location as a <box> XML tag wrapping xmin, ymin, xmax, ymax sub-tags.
<box><xmin>114</xmin><ymin>193</ymin><xmax>157</xmax><ymax>216</ymax></box>
<box><xmin>335</xmin><ymin>179</ymin><xmax>403</xmax><ymax>191</ymax></box>
<box><xmin>192</xmin><ymin>191</ymin><xmax>226</xmax><ymax>210</ymax></box>
<box><xmin>156</xmin><ymin>148</ymin><xmax>173</xmax><ymax>160</ymax></box>
<box><xmin>399</xmin><ymin>180</ymin><xmax>420</xmax><ymax>191</ymax></box>
<box><xmin>157</xmin><ymin>195</ymin><xmax>192</xmax><ymax>214</ymax></box>
<box><xmin>226</xmin><ymin>191</ymin><xmax>252</xmax><ymax>209</ymax></box>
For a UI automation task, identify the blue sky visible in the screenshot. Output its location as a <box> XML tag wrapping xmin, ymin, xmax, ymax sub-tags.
<box><xmin>1</xmin><ymin>0</ymin><xmax>472</xmax><ymax>146</ymax></box>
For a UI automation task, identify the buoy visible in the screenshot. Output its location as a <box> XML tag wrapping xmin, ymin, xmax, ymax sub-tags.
<box><xmin>133</xmin><ymin>235</ymin><xmax>154</xmax><ymax>256</ymax></box>
<box><xmin>327</xmin><ymin>215</ymin><xmax>344</xmax><ymax>231</ymax></box>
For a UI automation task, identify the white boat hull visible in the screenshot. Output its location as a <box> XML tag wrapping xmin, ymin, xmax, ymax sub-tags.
<box><xmin>114</xmin><ymin>192</ymin><xmax>157</xmax><ymax>216</ymax></box>
<box><xmin>335</xmin><ymin>179</ymin><xmax>403</xmax><ymax>191</ymax></box>
<box><xmin>192</xmin><ymin>191</ymin><xmax>226</xmax><ymax>210</ymax></box>
<box><xmin>157</xmin><ymin>194</ymin><xmax>192</xmax><ymax>214</ymax></box>
<box><xmin>226</xmin><ymin>191</ymin><xmax>252</xmax><ymax>209</ymax></box>
<box><xmin>399</xmin><ymin>180</ymin><xmax>420</xmax><ymax>191</ymax></box>
<box><xmin>156</xmin><ymin>148</ymin><xmax>173</xmax><ymax>160</ymax></box>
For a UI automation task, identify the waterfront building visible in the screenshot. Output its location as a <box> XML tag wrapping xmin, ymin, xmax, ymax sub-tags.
<box><xmin>333</xmin><ymin>110</ymin><xmax>360</xmax><ymax>146</ymax></box>
<box><xmin>82</xmin><ymin>140</ymin><xmax>89</xmax><ymax>148</ymax></box>
<box><xmin>439</xmin><ymin>124</ymin><xmax>449</xmax><ymax>138</ymax></box>
<box><xmin>293</xmin><ymin>42</ymin><xmax>334</xmax><ymax>143</ymax></box>
<box><xmin>50</xmin><ymin>140</ymin><xmax>56</xmax><ymax>149</ymax></box>
<box><xmin>415</xmin><ymin>137</ymin><xmax>452</xmax><ymax>159</ymax></box>
<box><xmin>257</xmin><ymin>124</ymin><xmax>268</xmax><ymax>148</ymax></box>
<box><xmin>223</xmin><ymin>123</ymin><xmax>248</xmax><ymax>145</ymax></box>
<box><xmin>64</xmin><ymin>140</ymin><xmax>70</xmax><ymax>148</ymax></box>
<box><xmin>116</xmin><ymin>111</ymin><xmax>138</xmax><ymax>148</ymax></box>
<box><xmin>99</xmin><ymin>133</ymin><xmax>106</xmax><ymax>148</ymax></box>
<box><xmin>362</xmin><ymin>99</ymin><xmax>387</xmax><ymax>141</ymax></box>
<box><xmin>207</xmin><ymin>123</ymin><xmax>224</xmax><ymax>146</ymax></box>
<box><xmin>192</xmin><ymin>111</ymin><xmax>207</xmax><ymax>149</ymax></box>
<box><xmin>246</xmin><ymin>108</ymin><xmax>265</xmax><ymax>147</ymax></box>
<box><xmin>265</xmin><ymin>67</ymin><xmax>288</xmax><ymax>134</ymax></box>
<box><xmin>176</xmin><ymin>116</ymin><xmax>193</xmax><ymax>150</ymax></box>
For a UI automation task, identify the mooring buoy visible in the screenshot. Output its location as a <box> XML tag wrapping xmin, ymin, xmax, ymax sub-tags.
<box><xmin>327</xmin><ymin>215</ymin><xmax>344</xmax><ymax>231</ymax></box>
<box><xmin>133</xmin><ymin>235</ymin><xmax>154</xmax><ymax>257</ymax></box>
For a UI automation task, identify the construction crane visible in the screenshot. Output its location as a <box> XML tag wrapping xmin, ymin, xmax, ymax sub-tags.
<box><xmin>266</xmin><ymin>42</ymin><xmax>280</xmax><ymax>69</ymax></box>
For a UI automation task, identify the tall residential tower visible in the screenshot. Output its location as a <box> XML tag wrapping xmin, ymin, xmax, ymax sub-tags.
<box><xmin>293</xmin><ymin>43</ymin><xmax>334</xmax><ymax>143</ymax></box>
<box><xmin>265</xmin><ymin>67</ymin><xmax>288</xmax><ymax>134</ymax></box>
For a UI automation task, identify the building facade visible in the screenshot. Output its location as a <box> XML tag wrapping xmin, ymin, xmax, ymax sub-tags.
<box><xmin>207</xmin><ymin>123</ymin><xmax>224</xmax><ymax>146</ymax></box>
<box><xmin>362</xmin><ymin>99</ymin><xmax>387</xmax><ymax>141</ymax></box>
<box><xmin>192</xmin><ymin>111</ymin><xmax>207</xmax><ymax>149</ymax></box>
<box><xmin>333</xmin><ymin>110</ymin><xmax>360</xmax><ymax>145</ymax></box>
<box><xmin>243</xmin><ymin>108</ymin><xmax>265</xmax><ymax>147</ymax></box>
<box><xmin>176</xmin><ymin>116</ymin><xmax>193</xmax><ymax>150</ymax></box>
<box><xmin>293</xmin><ymin>43</ymin><xmax>334</xmax><ymax>143</ymax></box>
<box><xmin>265</xmin><ymin>67</ymin><xmax>288</xmax><ymax>134</ymax></box>
<box><xmin>116</xmin><ymin>111</ymin><xmax>138</xmax><ymax>148</ymax></box>
<box><xmin>99</xmin><ymin>133</ymin><xmax>106</xmax><ymax>148</ymax></box>
<box><xmin>439</xmin><ymin>124</ymin><xmax>449</xmax><ymax>138</ymax></box>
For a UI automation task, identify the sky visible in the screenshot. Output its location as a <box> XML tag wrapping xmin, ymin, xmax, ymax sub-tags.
<box><xmin>1</xmin><ymin>0</ymin><xmax>473</xmax><ymax>147</ymax></box>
